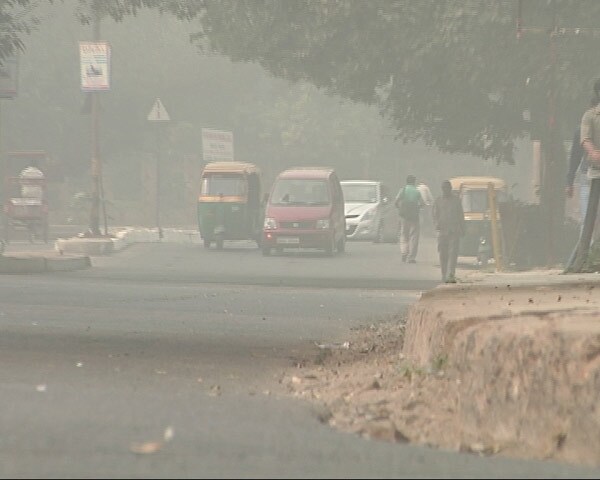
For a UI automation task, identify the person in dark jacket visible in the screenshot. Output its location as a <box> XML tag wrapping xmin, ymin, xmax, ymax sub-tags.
<box><xmin>432</xmin><ymin>180</ymin><xmax>465</xmax><ymax>283</ymax></box>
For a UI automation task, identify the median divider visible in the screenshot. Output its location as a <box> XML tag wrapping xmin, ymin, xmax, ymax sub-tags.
<box><xmin>0</xmin><ymin>253</ymin><xmax>91</xmax><ymax>274</ymax></box>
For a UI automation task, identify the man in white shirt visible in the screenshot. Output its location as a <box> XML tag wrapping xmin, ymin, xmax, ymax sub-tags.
<box><xmin>417</xmin><ymin>180</ymin><xmax>434</xmax><ymax>236</ymax></box>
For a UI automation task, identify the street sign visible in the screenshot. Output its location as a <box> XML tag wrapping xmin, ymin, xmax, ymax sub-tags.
<box><xmin>201</xmin><ymin>128</ymin><xmax>234</xmax><ymax>162</ymax></box>
<box><xmin>148</xmin><ymin>98</ymin><xmax>170</xmax><ymax>122</ymax></box>
<box><xmin>79</xmin><ymin>42</ymin><xmax>111</xmax><ymax>92</ymax></box>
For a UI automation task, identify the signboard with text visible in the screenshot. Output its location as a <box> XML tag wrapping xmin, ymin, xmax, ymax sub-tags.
<box><xmin>0</xmin><ymin>56</ymin><xmax>18</xmax><ymax>98</ymax></box>
<box><xmin>201</xmin><ymin>128</ymin><xmax>234</xmax><ymax>162</ymax></box>
<box><xmin>79</xmin><ymin>42</ymin><xmax>111</xmax><ymax>92</ymax></box>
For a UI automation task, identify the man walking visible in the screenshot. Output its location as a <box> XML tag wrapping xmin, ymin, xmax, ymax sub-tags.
<box><xmin>432</xmin><ymin>180</ymin><xmax>465</xmax><ymax>283</ymax></box>
<box><xmin>417</xmin><ymin>179</ymin><xmax>434</xmax><ymax>236</ymax></box>
<box><xmin>394</xmin><ymin>174</ymin><xmax>423</xmax><ymax>263</ymax></box>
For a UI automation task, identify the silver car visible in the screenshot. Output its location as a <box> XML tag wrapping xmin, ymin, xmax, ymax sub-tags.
<box><xmin>341</xmin><ymin>180</ymin><xmax>400</xmax><ymax>243</ymax></box>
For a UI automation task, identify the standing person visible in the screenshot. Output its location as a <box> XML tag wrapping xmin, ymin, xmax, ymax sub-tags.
<box><xmin>432</xmin><ymin>180</ymin><xmax>465</xmax><ymax>283</ymax></box>
<box><xmin>566</xmin><ymin>126</ymin><xmax>589</xmax><ymax>228</ymax></box>
<box><xmin>416</xmin><ymin>179</ymin><xmax>434</xmax><ymax>236</ymax></box>
<box><xmin>568</xmin><ymin>78</ymin><xmax>600</xmax><ymax>272</ymax></box>
<box><xmin>394</xmin><ymin>174</ymin><xmax>423</xmax><ymax>263</ymax></box>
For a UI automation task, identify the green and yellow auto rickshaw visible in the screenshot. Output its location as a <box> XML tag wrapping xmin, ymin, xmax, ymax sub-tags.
<box><xmin>197</xmin><ymin>161</ymin><xmax>263</xmax><ymax>250</ymax></box>
<box><xmin>450</xmin><ymin>176</ymin><xmax>508</xmax><ymax>266</ymax></box>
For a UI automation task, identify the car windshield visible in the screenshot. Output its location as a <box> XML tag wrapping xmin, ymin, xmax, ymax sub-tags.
<box><xmin>201</xmin><ymin>174</ymin><xmax>245</xmax><ymax>196</ymax></box>
<box><xmin>270</xmin><ymin>179</ymin><xmax>330</xmax><ymax>205</ymax></box>
<box><xmin>341</xmin><ymin>184</ymin><xmax>378</xmax><ymax>203</ymax></box>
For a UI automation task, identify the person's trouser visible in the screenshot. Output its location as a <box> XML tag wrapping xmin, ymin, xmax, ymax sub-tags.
<box><xmin>566</xmin><ymin>174</ymin><xmax>596</xmax><ymax>269</ymax></box>
<box><xmin>400</xmin><ymin>218</ymin><xmax>420</xmax><ymax>261</ymax></box>
<box><xmin>438</xmin><ymin>232</ymin><xmax>460</xmax><ymax>281</ymax></box>
<box><xmin>580</xmin><ymin>174</ymin><xmax>591</xmax><ymax>227</ymax></box>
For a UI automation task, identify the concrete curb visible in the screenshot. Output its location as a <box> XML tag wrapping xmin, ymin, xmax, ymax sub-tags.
<box><xmin>0</xmin><ymin>254</ymin><xmax>91</xmax><ymax>274</ymax></box>
<box><xmin>54</xmin><ymin>227</ymin><xmax>202</xmax><ymax>256</ymax></box>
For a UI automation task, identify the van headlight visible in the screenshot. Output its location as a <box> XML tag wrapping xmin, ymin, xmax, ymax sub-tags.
<box><xmin>264</xmin><ymin>217</ymin><xmax>277</xmax><ymax>229</ymax></box>
<box><xmin>361</xmin><ymin>207</ymin><xmax>376</xmax><ymax>221</ymax></box>
<box><xmin>316</xmin><ymin>219</ymin><xmax>330</xmax><ymax>229</ymax></box>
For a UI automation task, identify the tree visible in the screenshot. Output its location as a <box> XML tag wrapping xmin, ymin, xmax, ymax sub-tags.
<box><xmin>0</xmin><ymin>1</ymin><xmax>39</xmax><ymax>62</ymax></box>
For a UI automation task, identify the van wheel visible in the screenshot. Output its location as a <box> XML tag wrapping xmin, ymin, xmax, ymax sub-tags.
<box><xmin>337</xmin><ymin>234</ymin><xmax>345</xmax><ymax>253</ymax></box>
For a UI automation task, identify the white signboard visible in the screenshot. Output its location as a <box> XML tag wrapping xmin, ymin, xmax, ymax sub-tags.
<box><xmin>147</xmin><ymin>98</ymin><xmax>170</xmax><ymax>122</ymax></box>
<box><xmin>79</xmin><ymin>42</ymin><xmax>111</xmax><ymax>92</ymax></box>
<box><xmin>0</xmin><ymin>55</ymin><xmax>18</xmax><ymax>98</ymax></box>
<box><xmin>201</xmin><ymin>128</ymin><xmax>234</xmax><ymax>162</ymax></box>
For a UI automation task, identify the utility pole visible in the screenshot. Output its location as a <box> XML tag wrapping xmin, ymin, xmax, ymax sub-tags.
<box><xmin>89</xmin><ymin>3</ymin><xmax>102</xmax><ymax>236</ymax></box>
<box><xmin>147</xmin><ymin>98</ymin><xmax>170</xmax><ymax>240</ymax></box>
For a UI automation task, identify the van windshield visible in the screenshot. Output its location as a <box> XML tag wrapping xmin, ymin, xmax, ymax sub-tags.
<box><xmin>270</xmin><ymin>179</ymin><xmax>330</xmax><ymax>206</ymax></box>
<box><xmin>341</xmin><ymin>184</ymin><xmax>378</xmax><ymax>203</ymax></box>
<box><xmin>201</xmin><ymin>174</ymin><xmax>245</xmax><ymax>196</ymax></box>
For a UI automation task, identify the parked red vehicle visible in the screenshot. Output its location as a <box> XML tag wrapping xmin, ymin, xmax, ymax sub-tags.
<box><xmin>262</xmin><ymin>167</ymin><xmax>346</xmax><ymax>256</ymax></box>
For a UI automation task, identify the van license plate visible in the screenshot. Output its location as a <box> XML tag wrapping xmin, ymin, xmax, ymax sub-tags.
<box><xmin>277</xmin><ymin>237</ymin><xmax>300</xmax><ymax>244</ymax></box>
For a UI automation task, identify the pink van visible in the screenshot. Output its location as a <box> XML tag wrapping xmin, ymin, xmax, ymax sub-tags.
<box><xmin>262</xmin><ymin>167</ymin><xmax>346</xmax><ymax>256</ymax></box>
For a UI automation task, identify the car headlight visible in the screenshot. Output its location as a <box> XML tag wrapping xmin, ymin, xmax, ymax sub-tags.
<box><xmin>361</xmin><ymin>208</ymin><xmax>376</xmax><ymax>221</ymax></box>
<box><xmin>316</xmin><ymin>219</ymin><xmax>330</xmax><ymax>229</ymax></box>
<box><xmin>264</xmin><ymin>217</ymin><xmax>277</xmax><ymax>229</ymax></box>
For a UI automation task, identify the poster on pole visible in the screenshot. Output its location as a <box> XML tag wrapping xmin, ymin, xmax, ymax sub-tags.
<box><xmin>0</xmin><ymin>55</ymin><xmax>18</xmax><ymax>98</ymax></box>
<box><xmin>79</xmin><ymin>42</ymin><xmax>111</xmax><ymax>92</ymax></box>
<box><xmin>201</xmin><ymin>128</ymin><xmax>234</xmax><ymax>162</ymax></box>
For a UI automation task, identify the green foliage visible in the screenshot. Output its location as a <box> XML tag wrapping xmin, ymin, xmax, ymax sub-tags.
<box><xmin>180</xmin><ymin>0</ymin><xmax>600</xmax><ymax>163</ymax></box>
<box><xmin>8</xmin><ymin>1</ymin><xmax>600</xmax><ymax>164</ymax></box>
<box><xmin>0</xmin><ymin>0</ymin><xmax>40</xmax><ymax>61</ymax></box>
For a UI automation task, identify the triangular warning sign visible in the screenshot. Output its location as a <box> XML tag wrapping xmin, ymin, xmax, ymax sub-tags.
<box><xmin>147</xmin><ymin>98</ymin><xmax>170</xmax><ymax>121</ymax></box>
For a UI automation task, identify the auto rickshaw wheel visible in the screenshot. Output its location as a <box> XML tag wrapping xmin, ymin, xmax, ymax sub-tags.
<box><xmin>477</xmin><ymin>252</ymin><xmax>489</xmax><ymax>267</ymax></box>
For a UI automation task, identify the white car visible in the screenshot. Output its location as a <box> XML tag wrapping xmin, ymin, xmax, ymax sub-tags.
<box><xmin>341</xmin><ymin>180</ymin><xmax>400</xmax><ymax>243</ymax></box>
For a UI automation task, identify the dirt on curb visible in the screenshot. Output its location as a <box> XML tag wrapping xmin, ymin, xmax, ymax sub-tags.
<box><xmin>281</xmin><ymin>283</ymin><xmax>600</xmax><ymax>469</ymax></box>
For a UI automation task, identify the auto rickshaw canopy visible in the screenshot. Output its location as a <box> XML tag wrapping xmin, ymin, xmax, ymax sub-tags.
<box><xmin>449</xmin><ymin>176</ymin><xmax>507</xmax><ymax>192</ymax></box>
<box><xmin>201</xmin><ymin>161</ymin><xmax>260</xmax><ymax>176</ymax></box>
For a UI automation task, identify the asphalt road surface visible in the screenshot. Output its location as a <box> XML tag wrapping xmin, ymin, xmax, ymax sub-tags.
<box><xmin>1</xmin><ymin>238</ymin><xmax>598</xmax><ymax>478</ymax></box>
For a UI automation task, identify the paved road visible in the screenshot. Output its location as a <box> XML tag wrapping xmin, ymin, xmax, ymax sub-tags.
<box><xmin>0</xmin><ymin>239</ymin><xmax>598</xmax><ymax>478</ymax></box>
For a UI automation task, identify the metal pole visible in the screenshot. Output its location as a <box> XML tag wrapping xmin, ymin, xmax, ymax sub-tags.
<box><xmin>488</xmin><ymin>183</ymin><xmax>504</xmax><ymax>272</ymax></box>
<box><xmin>156</xmin><ymin>125</ymin><xmax>163</xmax><ymax>239</ymax></box>
<box><xmin>88</xmin><ymin>5</ymin><xmax>102</xmax><ymax>236</ymax></box>
<box><xmin>0</xmin><ymin>100</ymin><xmax>4</xmax><ymax>242</ymax></box>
